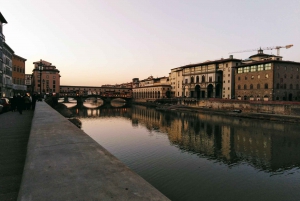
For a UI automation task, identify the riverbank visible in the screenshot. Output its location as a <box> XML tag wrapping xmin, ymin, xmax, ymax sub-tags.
<box><xmin>133</xmin><ymin>101</ymin><xmax>300</xmax><ymax>123</ymax></box>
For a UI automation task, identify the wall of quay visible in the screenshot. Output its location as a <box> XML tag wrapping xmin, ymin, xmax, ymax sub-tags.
<box><xmin>18</xmin><ymin>102</ymin><xmax>169</xmax><ymax>201</ymax></box>
<box><xmin>134</xmin><ymin>98</ymin><xmax>300</xmax><ymax>116</ymax></box>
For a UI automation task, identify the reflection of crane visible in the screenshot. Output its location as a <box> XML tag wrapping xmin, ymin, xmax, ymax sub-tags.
<box><xmin>229</xmin><ymin>44</ymin><xmax>293</xmax><ymax>56</ymax></box>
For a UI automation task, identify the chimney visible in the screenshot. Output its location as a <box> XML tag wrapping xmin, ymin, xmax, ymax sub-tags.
<box><xmin>229</xmin><ymin>55</ymin><xmax>233</xmax><ymax>59</ymax></box>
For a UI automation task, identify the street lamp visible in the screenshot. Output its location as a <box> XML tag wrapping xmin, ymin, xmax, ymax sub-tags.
<box><xmin>42</xmin><ymin>79</ymin><xmax>45</xmax><ymax>93</ymax></box>
<box><xmin>38</xmin><ymin>60</ymin><xmax>43</xmax><ymax>95</ymax></box>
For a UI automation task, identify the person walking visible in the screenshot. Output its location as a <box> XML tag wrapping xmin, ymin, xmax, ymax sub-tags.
<box><xmin>11</xmin><ymin>95</ymin><xmax>17</xmax><ymax>112</ymax></box>
<box><xmin>32</xmin><ymin>94</ymin><xmax>37</xmax><ymax>110</ymax></box>
<box><xmin>16</xmin><ymin>94</ymin><xmax>25</xmax><ymax>114</ymax></box>
<box><xmin>24</xmin><ymin>94</ymin><xmax>31</xmax><ymax>110</ymax></box>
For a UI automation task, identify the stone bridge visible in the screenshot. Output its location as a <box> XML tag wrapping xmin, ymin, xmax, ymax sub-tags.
<box><xmin>62</xmin><ymin>95</ymin><xmax>132</xmax><ymax>107</ymax></box>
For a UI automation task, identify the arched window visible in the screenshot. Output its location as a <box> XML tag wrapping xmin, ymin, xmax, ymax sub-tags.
<box><xmin>196</xmin><ymin>76</ymin><xmax>199</xmax><ymax>83</ymax></box>
<box><xmin>257</xmin><ymin>84</ymin><xmax>260</xmax><ymax>89</ymax></box>
<box><xmin>265</xmin><ymin>83</ymin><xmax>268</xmax><ymax>89</ymax></box>
<box><xmin>245</xmin><ymin>76</ymin><xmax>247</xmax><ymax>80</ymax></box>
<box><xmin>191</xmin><ymin>77</ymin><xmax>194</xmax><ymax>83</ymax></box>
<box><xmin>238</xmin><ymin>85</ymin><xmax>241</xmax><ymax>90</ymax></box>
<box><xmin>244</xmin><ymin>84</ymin><xmax>247</xmax><ymax>89</ymax></box>
<box><xmin>250</xmin><ymin>84</ymin><xmax>253</xmax><ymax>89</ymax></box>
<box><xmin>290</xmin><ymin>84</ymin><xmax>293</xmax><ymax>89</ymax></box>
<box><xmin>202</xmin><ymin>75</ymin><xmax>205</xmax><ymax>82</ymax></box>
<box><xmin>276</xmin><ymin>83</ymin><xmax>279</xmax><ymax>89</ymax></box>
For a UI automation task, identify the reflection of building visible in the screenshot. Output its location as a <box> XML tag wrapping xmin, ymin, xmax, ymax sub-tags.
<box><xmin>130</xmin><ymin>106</ymin><xmax>300</xmax><ymax>171</ymax></box>
<box><xmin>12</xmin><ymin>54</ymin><xmax>27</xmax><ymax>94</ymax></box>
<box><xmin>32</xmin><ymin>60</ymin><xmax>61</xmax><ymax>94</ymax></box>
<box><xmin>234</xmin><ymin>49</ymin><xmax>300</xmax><ymax>101</ymax></box>
<box><xmin>170</xmin><ymin>55</ymin><xmax>241</xmax><ymax>99</ymax></box>
<box><xmin>132</xmin><ymin>76</ymin><xmax>171</xmax><ymax>100</ymax></box>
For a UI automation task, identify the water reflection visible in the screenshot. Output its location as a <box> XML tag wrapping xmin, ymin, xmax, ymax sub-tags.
<box><xmin>73</xmin><ymin>105</ymin><xmax>300</xmax><ymax>173</ymax></box>
<box><xmin>76</xmin><ymin>105</ymin><xmax>300</xmax><ymax>200</ymax></box>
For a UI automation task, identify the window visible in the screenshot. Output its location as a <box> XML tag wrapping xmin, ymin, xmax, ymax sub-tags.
<box><xmin>258</xmin><ymin>75</ymin><xmax>260</xmax><ymax>79</ymax></box>
<box><xmin>290</xmin><ymin>84</ymin><xmax>293</xmax><ymax>89</ymax></box>
<box><xmin>284</xmin><ymin>84</ymin><xmax>286</xmax><ymax>89</ymax></box>
<box><xmin>209</xmin><ymin>77</ymin><xmax>212</xmax><ymax>82</ymax></box>
<box><xmin>228</xmin><ymin>80</ymin><xmax>230</xmax><ymax>83</ymax></box>
<box><xmin>228</xmin><ymin>74</ymin><xmax>230</xmax><ymax>77</ymax></box>
<box><xmin>265</xmin><ymin>74</ymin><xmax>268</xmax><ymax>78</ymax></box>
<box><xmin>244</xmin><ymin>84</ymin><xmax>247</xmax><ymax>89</ymax></box>
<box><xmin>250</xmin><ymin>84</ymin><xmax>253</xmax><ymax>89</ymax></box>
<box><xmin>265</xmin><ymin>63</ymin><xmax>271</xmax><ymax>70</ymax></box>
<box><xmin>264</xmin><ymin>83</ymin><xmax>268</xmax><ymax>89</ymax></box>
<box><xmin>228</xmin><ymin>87</ymin><xmax>230</xmax><ymax>90</ymax></box>
<box><xmin>238</xmin><ymin>77</ymin><xmax>240</xmax><ymax>80</ymax></box>
<box><xmin>245</xmin><ymin>76</ymin><xmax>247</xmax><ymax>80</ymax></box>
<box><xmin>244</xmin><ymin>66</ymin><xmax>250</xmax><ymax>72</ymax></box>
<box><xmin>202</xmin><ymin>75</ymin><xmax>205</xmax><ymax>82</ymax></box>
<box><xmin>185</xmin><ymin>79</ymin><xmax>188</xmax><ymax>84</ymax></box>
<box><xmin>238</xmin><ymin>68</ymin><xmax>243</xmax><ymax>73</ymax></box>
<box><xmin>284</xmin><ymin>74</ymin><xmax>286</xmax><ymax>78</ymax></box>
<box><xmin>250</xmin><ymin>66</ymin><xmax>256</xmax><ymax>72</ymax></box>
<box><xmin>257</xmin><ymin>84</ymin><xmax>260</xmax><ymax>89</ymax></box>
<box><xmin>191</xmin><ymin>77</ymin><xmax>194</xmax><ymax>83</ymax></box>
<box><xmin>251</xmin><ymin>75</ymin><xmax>254</xmax><ymax>79</ymax></box>
<box><xmin>276</xmin><ymin>83</ymin><xmax>279</xmax><ymax>89</ymax></box>
<box><xmin>238</xmin><ymin>85</ymin><xmax>241</xmax><ymax>89</ymax></box>
<box><xmin>297</xmin><ymin>75</ymin><xmax>299</xmax><ymax>79</ymax></box>
<box><xmin>258</xmin><ymin>64</ymin><xmax>264</xmax><ymax>71</ymax></box>
<box><xmin>196</xmin><ymin>76</ymin><xmax>199</xmax><ymax>83</ymax></box>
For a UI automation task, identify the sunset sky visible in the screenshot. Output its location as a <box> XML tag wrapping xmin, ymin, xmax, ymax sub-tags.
<box><xmin>2</xmin><ymin>0</ymin><xmax>300</xmax><ymax>86</ymax></box>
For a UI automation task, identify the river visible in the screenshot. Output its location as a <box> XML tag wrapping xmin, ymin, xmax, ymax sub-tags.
<box><xmin>66</xmin><ymin>100</ymin><xmax>300</xmax><ymax>201</ymax></box>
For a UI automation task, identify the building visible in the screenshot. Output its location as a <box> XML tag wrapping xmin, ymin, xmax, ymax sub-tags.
<box><xmin>12</xmin><ymin>54</ymin><xmax>27</xmax><ymax>94</ymax></box>
<box><xmin>0</xmin><ymin>12</ymin><xmax>7</xmax><ymax>97</ymax></box>
<box><xmin>25</xmin><ymin>74</ymin><xmax>33</xmax><ymax>93</ymax></box>
<box><xmin>132</xmin><ymin>76</ymin><xmax>171</xmax><ymax>100</ymax></box>
<box><xmin>170</xmin><ymin>56</ymin><xmax>241</xmax><ymax>99</ymax></box>
<box><xmin>2</xmin><ymin>42</ymin><xmax>14</xmax><ymax>97</ymax></box>
<box><xmin>32</xmin><ymin>59</ymin><xmax>61</xmax><ymax>95</ymax></box>
<box><xmin>234</xmin><ymin>49</ymin><xmax>300</xmax><ymax>101</ymax></box>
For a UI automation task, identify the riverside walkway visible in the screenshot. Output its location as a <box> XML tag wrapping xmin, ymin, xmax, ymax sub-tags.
<box><xmin>15</xmin><ymin>102</ymin><xmax>169</xmax><ymax>201</ymax></box>
<box><xmin>0</xmin><ymin>109</ymin><xmax>33</xmax><ymax>201</ymax></box>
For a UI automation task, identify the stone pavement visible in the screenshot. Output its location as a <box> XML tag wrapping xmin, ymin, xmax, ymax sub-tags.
<box><xmin>0</xmin><ymin>109</ymin><xmax>33</xmax><ymax>201</ymax></box>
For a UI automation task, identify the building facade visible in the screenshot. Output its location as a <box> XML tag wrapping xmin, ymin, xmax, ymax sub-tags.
<box><xmin>234</xmin><ymin>49</ymin><xmax>300</xmax><ymax>101</ymax></box>
<box><xmin>170</xmin><ymin>56</ymin><xmax>241</xmax><ymax>99</ymax></box>
<box><xmin>2</xmin><ymin>42</ymin><xmax>14</xmax><ymax>97</ymax></box>
<box><xmin>32</xmin><ymin>60</ymin><xmax>61</xmax><ymax>95</ymax></box>
<box><xmin>25</xmin><ymin>74</ymin><xmax>33</xmax><ymax>93</ymax></box>
<box><xmin>0</xmin><ymin>12</ymin><xmax>7</xmax><ymax>97</ymax></box>
<box><xmin>12</xmin><ymin>54</ymin><xmax>27</xmax><ymax>94</ymax></box>
<box><xmin>132</xmin><ymin>76</ymin><xmax>171</xmax><ymax>100</ymax></box>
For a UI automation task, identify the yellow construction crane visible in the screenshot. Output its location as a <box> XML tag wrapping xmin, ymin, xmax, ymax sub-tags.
<box><xmin>229</xmin><ymin>44</ymin><xmax>293</xmax><ymax>56</ymax></box>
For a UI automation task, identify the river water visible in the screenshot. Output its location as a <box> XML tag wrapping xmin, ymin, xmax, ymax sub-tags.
<box><xmin>67</xmin><ymin>100</ymin><xmax>300</xmax><ymax>201</ymax></box>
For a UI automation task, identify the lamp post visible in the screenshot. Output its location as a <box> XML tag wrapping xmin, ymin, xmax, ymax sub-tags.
<box><xmin>38</xmin><ymin>60</ymin><xmax>43</xmax><ymax>95</ymax></box>
<box><xmin>42</xmin><ymin>79</ymin><xmax>45</xmax><ymax>93</ymax></box>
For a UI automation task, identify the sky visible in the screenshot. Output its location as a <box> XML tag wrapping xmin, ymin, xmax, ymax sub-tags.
<box><xmin>2</xmin><ymin>0</ymin><xmax>300</xmax><ymax>86</ymax></box>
